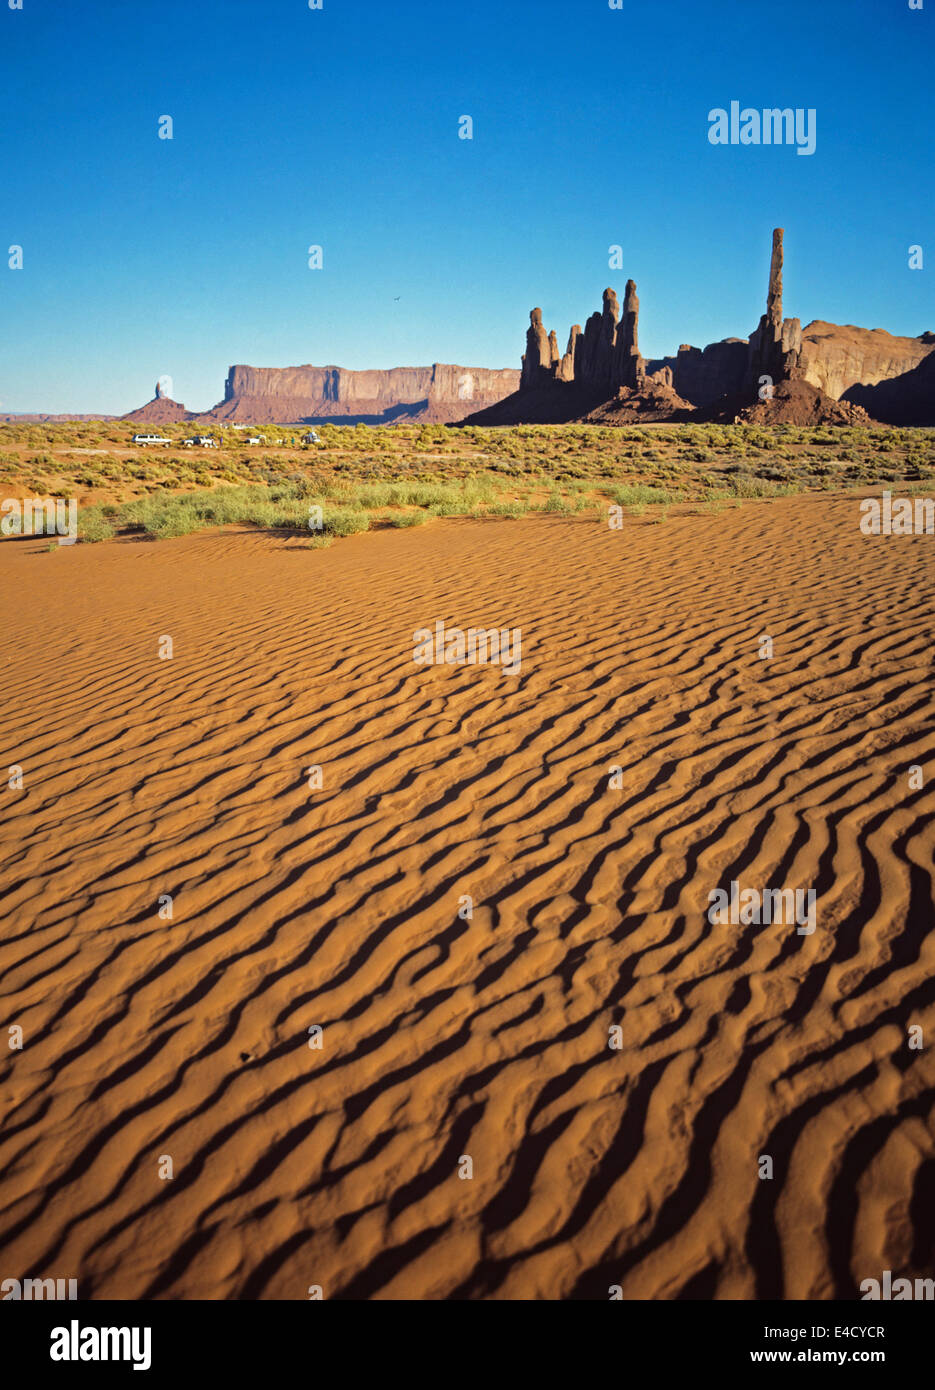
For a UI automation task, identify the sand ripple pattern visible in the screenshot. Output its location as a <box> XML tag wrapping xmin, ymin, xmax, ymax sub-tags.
<box><xmin>1</xmin><ymin>497</ymin><xmax>933</xmax><ymax>1299</ymax></box>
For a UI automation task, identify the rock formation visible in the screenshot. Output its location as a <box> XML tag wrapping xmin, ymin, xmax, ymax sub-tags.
<box><xmin>732</xmin><ymin>379</ymin><xmax>871</xmax><ymax>427</ymax></box>
<box><xmin>843</xmin><ymin>340</ymin><xmax>935</xmax><ymax>424</ymax></box>
<box><xmin>18</xmin><ymin>229</ymin><xmax>934</xmax><ymax>428</ymax></box>
<box><xmin>511</xmin><ymin>281</ymin><xmax>647</xmax><ymax>403</ymax></box>
<box><xmin>0</xmin><ymin>412</ymin><xmax>119</xmax><ymax>422</ymax></box>
<box><xmin>204</xmin><ymin>362</ymin><xmax>520</xmax><ymax>425</ymax></box>
<box><xmin>519</xmin><ymin>309</ymin><xmax>552</xmax><ymax>390</ymax></box>
<box><xmin>585</xmin><ymin>381</ymin><xmax>695</xmax><ymax>424</ymax></box>
<box><xmin>464</xmin><ymin>227</ymin><xmax>935</xmax><ymax>427</ymax></box>
<box><xmin>123</xmin><ymin>394</ymin><xmax>190</xmax><ymax>423</ymax></box>
<box><xmin>617</xmin><ymin>280</ymin><xmax>644</xmax><ymax>389</ymax></box>
<box><xmin>745</xmin><ymin>228</ymin><xmax>803</xmax><ymax>393</ymax></box>
<box><xmin>652</xmin><ymin>341</ymin><xmax>748</xmax><ymax>406</ymax></box>
<box><xmin>798</xmin><ymin>323</ymin><xmax>935</xmax><ymax>401</ymax></box>
<box><xmin>558</xmin><ymin>326</ymin><xmax>580</xmax><ymax>383</ymax></box>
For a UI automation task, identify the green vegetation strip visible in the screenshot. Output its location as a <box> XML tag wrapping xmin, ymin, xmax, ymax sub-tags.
<box><xmin>0</xmin><ymin>419</ymin><xmax>930</xmax><ymax>545</ymax></box>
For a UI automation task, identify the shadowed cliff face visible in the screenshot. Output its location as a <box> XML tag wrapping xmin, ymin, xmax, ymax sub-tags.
<box><xmin>843</xmin><ymin>342</ymin><xmax>935</xmax><ymax>424</ymax></box>
<box><xmin>797</xmin><ymin>323</ymin><xmax>935</xmax><ymax>401</ymax></box>
<box><xmin>209</xmin><ymin>363</ymin><xmax>520</xmax><ymax>424</ymax></box>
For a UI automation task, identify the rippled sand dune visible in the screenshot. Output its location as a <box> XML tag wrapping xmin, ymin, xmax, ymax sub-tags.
<box><xmin>1</xmin><ymin>497</ymin><xmax>933</xmax><ymax>1300</ymax></box>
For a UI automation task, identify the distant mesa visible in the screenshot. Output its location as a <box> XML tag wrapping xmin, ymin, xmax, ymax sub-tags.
<box><xmin>0</xmin><ymin>412</ymin><xmax>117</xmax><ymax>423</ymax></box>
<box><xmin>115</xmin><ymin>364</ymin><xmax>521</xmax><ymax>426</ymax></box>
<box><xmin>463</xmin><ymin>229</ymin><xmax>935</xmax><ymax>428</ymax></box>
<box><xmin>199</xmin><ymin>363</ymin><xmax>521</xmax><ymax>426</ymax></box>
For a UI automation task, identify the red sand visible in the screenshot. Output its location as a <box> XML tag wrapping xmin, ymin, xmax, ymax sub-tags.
<box><xmin>1</xmin><ymin>499</ymin><xmax>933</xmax><ymax>1298</ymax></box>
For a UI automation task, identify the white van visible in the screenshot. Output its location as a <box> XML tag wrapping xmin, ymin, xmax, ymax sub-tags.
<box><xmin>132</xmin><ymin>434</ymin><xmax>172</xmax><ymax>446</ymax></box>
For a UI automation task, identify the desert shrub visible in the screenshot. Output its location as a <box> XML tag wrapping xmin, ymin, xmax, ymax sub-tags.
<box><xmin>715</xmin><ymin>476</ymin><xmax>795</xmax><ymax>499</ymax></box>
<box><xmin>146</xmin><ymin>503</ymin><xmax>201</xmax><ymax>537</ymax></box>
<box><xmin>609</xmin><ymin>483</ymin><xmax>675</xmax><ymax>506</ymax></box>
<box><xmin>324</xmin><ymin>508</ymin><xmax>371</xmax><ymax>536</ymax></box>
<box><xmin>542</xmin><ymin>489</ymin><xmax>571</xmax><ymax>513</ymax></box>
<box><xmin>486</xmin><ymin>501</ymin><xmax>526</xmax><ymax>517</ymax></box>
<box><xmin>77</xmin><ymin>509</ymin><xmax>117</xmax><ymax>542</ymax></box>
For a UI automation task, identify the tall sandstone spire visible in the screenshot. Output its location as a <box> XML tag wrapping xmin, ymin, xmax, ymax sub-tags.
<box><xmin>767</xmin><ymin>226</ymin><xmax>783</xmax><ymax>323</ymax></box>
<box><xmin>520</xmin><ymin>308</ymin><xmax>553</xmax><ymax>390</ymax></box>
<box><xmin>616</xmin><ymin>280</ymin><xmax>644</xmax><ymax>389</ymax></box>
<box><xmin>747</xmin><ymin>227</ymin><xmax>802</xmax><ymax>393</ymax></box>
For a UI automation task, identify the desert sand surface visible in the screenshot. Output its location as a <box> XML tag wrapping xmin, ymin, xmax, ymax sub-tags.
<box><xmin>1</xmin><ymin>497</ymin><xmax>933</xmax><ymax>1300</ymax></box>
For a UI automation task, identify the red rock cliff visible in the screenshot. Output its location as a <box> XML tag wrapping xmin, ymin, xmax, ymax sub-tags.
<box><xmin>205</xmin><ymin>363</ymin><xmax>519</xmax><ymax>424</ymax></box>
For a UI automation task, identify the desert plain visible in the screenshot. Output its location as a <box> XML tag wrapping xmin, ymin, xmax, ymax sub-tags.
<box><xmin>0</xmin><ymin>421</ymin><xmax>933</xmax><ymax>1300</ymax></box>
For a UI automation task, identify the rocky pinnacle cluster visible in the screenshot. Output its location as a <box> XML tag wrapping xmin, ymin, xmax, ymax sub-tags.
<box><xmin>519</xmin><ymin>232</ymin><xmax>813</xmax><ymax>404</ymax></box>
<box><xmin>520</xmin><ymin>280</ymin><xmax>646</xmax><ymax>396</ymax></box>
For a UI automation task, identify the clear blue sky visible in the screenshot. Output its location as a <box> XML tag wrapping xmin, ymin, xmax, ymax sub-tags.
<box><xmin>1</xmin><ymin>0</ymin><xmax>932</xmax><ymax>413</ymax></box>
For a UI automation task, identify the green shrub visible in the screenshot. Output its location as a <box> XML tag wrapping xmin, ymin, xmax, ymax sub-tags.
<box><xmin>324</xmin><ymin>508</ymin><xmax>371</xmax><ymax>536</ymax></box>
<box><xmin>78</xmin><ymin>510</ymin><xmax>118</xmax><ymax>542</ymax></box>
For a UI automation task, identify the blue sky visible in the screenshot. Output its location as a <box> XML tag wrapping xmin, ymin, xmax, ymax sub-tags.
<box><xmin>1</xmin><ymin>0</ymin><xmax>932</xmax><ymax>413</ymax></box>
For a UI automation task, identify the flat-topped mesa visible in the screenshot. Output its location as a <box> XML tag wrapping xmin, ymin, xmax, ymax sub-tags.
<box><xmin>212</xmin><ymin>362</ymin><xmax>519</xmax><ymax>423</ymax></box>
<box><xmin>747</xmin><ymin>227</ymin><xmax>802</xmax><ymax>392</ymax></box>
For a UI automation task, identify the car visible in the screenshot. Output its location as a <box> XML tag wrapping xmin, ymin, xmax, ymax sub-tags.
<box><xmin>244</xmin><ymin>436</ymin><xmax>265</xmax><ymax>445</ymax></box>
<box><xmin>303</xmin><ymin>430</ymin><xmax>322</xmax><ymax>444</ymax></box>
<box><xmin>132</xmin><ymin>434</ymin><xmax>172</xmax><ymax>446</ymax></box>
<box><xmin>181</xmin><ymin>436</ymin><xmax>219</xmax><ymax>448</ymax></box>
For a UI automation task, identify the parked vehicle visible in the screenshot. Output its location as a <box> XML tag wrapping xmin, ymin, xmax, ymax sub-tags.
<box><xmin>132</xmin><ymin>434</ymin><xmax>172</xmax><ymax>446</ymax></box>
<box><xmin>182</xmin><ymin>436</ymin><xmax>219</xmax><ymax>448</ymax></box>
<box><xmin>303</xmin><ymin>430</ymin><xmax>322</xmax><ymax>444</ymax></box>
<box><xmin>244</xmin><ymin>436</ymin><xmax>265</xmax><ymax>445</ymax></box>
